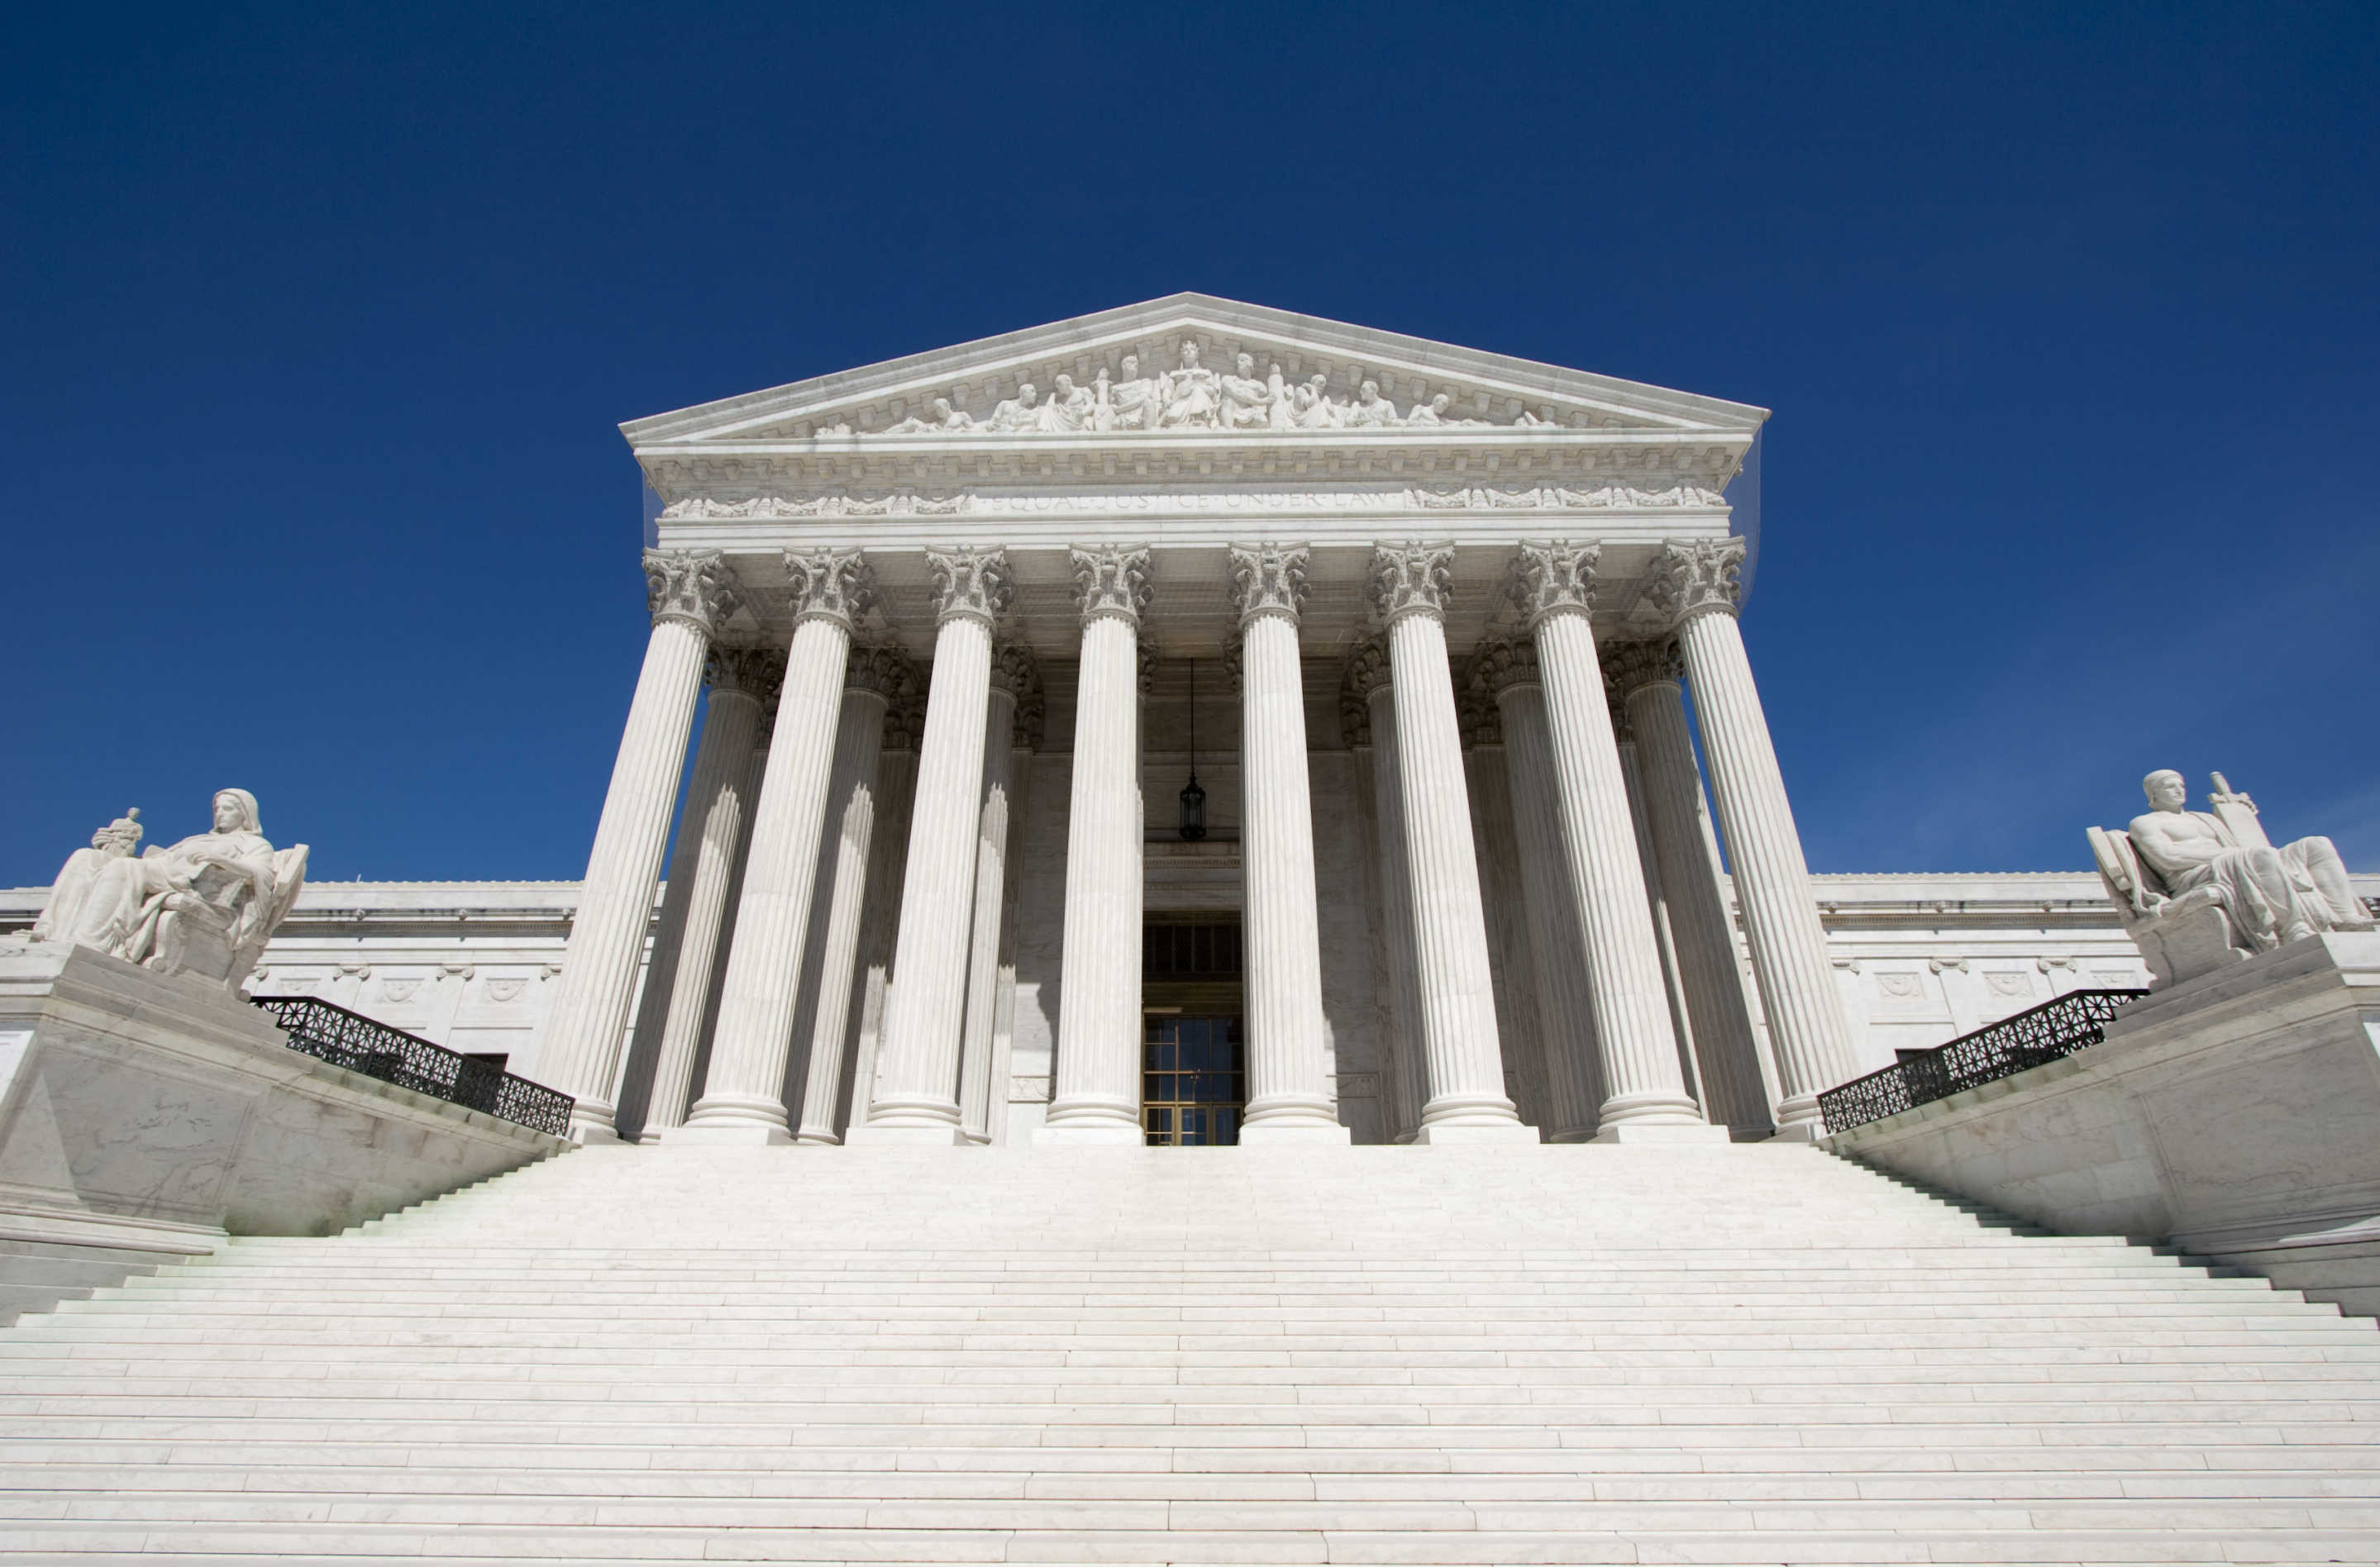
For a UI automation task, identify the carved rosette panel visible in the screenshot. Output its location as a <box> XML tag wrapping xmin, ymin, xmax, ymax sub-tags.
<box><xmin>1649</xmin><ymin>538</ymin><xmax>1747</xmax><ymax>626</ymax></box>
<box><xmin>1469</xmin><ymin>636</ymin><xmax>1541</xmax><ymax>699</ymax></box>
<box><xmin>1507</xmin><ymin>541</ymin><xmax>1600</xmax><ymax>630</ymax></box>
<box><xmin>1227</xmin><ymin>543</ymin><xmax>1310</xmax><ymax>628</ymax></box>
<box><xmin>1136</xmin><ymin>642</ymin><xmax>1158</xmax><ymax>698</ymax></box>
<box><xmin>1070</xmin><ymin>546</ymin><xmax>1152</xmax><ymax>630</ymax></box>
<box><xmin>1367</xmin><ymin>544</ymin><xmax>1456</xmax><ymax>627</ymax></box>
<box><xmin>643</xmin><ymin>549</ymin><xmax>741</xmax><ymax>634</ymax></box>
<box><xmin>707</xmin><ymin>645</ymin><xmax>787</xmax><ymax>704</ymax></box>
<box><xmin>1219</xmin><ymin>636</ymin><xmax>1245</xmax><ymax>697</ymax></box>
<box><xmin>784</xmin><ymin>549</ymin><xmax>878</xmax><ymax>631</ymax></box>
<box><xmin>927</xmin><ymin>547</ymin><xmax>1014</xmax><ymax>628</ymax></box>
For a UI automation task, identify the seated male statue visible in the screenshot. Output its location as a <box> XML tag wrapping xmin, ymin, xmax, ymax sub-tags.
<box><xmin>32</xmin><ymin>788</ymin><xmax>307</xmax><ymax>989</ymax></box>
<box><xmin>2128</xmin><ymin>769</ymin><xmax>2370</xmax><ymax>950</ymax></box>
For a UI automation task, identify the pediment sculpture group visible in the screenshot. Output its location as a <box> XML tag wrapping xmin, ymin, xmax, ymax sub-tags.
<box><xmin>2092</xmin><ymin>771</ymin><xmax>2372</xmax><ymax>988</ymax></box>
<box><xmin>842</xmin><ymin>341</ymin><xmax>1570</xmax><ymax>438</ymax></box>
<box><xmin>23</xmin><ymin>790</ymin><xmax>308</xmax><ymax>992</ymax></box>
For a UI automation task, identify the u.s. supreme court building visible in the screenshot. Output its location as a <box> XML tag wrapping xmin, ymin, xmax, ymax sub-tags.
<box><xmin>18</xmin><ymin>294</ymin><xmax>2380</xmax><ymax>1567</ymax></box>
<box><xmin>510</xmin><ymin>292</ymin><xmax>2080</xmax><ymax>1151</ymax></box>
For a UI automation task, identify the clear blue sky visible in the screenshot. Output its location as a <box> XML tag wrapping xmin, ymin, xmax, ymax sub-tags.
<box><xmin>7</xmin><ymin>3</ymin><xmax>2373</xmax><ymax>886</ymax></box>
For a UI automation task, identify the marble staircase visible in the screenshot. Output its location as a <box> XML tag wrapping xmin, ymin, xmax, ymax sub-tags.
<box><xmin>3</xmin><ymin>1142</ymin><xmax>2378</xmax><ymax>1564</ymax></box>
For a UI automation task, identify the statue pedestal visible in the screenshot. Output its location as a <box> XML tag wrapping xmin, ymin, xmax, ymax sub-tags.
<box><xmin>0</xmin><ymin>941</ymin><xmax>561</xmax><ymax>1322</ymax></box>
<box><xmin>1827</xmin><ymin>932</ymin><xmax>2380</xmax><ymax>1316</ymax></box>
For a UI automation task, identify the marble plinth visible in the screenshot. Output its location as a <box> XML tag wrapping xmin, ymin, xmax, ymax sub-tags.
<box><xmin>1828</xmin><ymin>932</ymin><xmax>2380</xmax><ymax>1314</ymax></box>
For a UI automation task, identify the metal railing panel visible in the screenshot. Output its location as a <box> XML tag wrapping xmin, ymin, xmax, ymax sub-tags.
<box><xmin>1818</xmin><ymin>988</ymin><xmax>2145</xmax><ymax>1136</ymax></box>
<box><xmin>251</xmin><ymin>995</ymin><xmax>573</xmax><ymax>1137</ymax></box>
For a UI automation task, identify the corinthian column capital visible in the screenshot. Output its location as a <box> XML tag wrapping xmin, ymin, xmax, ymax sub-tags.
<box><xmin>707</xmin><ymin>645</ymin><xmax>786</xmax><ymax>703</ymax></box>
<box><xmin>1600</xmin><ymin>638</ymin><xmax>1686</xmax><ymax>702</ymax></box>
<box><xmin>1070</xmin><ymin>546</ymin><xmax>1152</xmax><ymax>629</ymax></box>
<box><xmin>1368</xmin><ymin>543</ymin><xmax>1455</xmax><ymax>627</ymax></box>
<box><xmin>1343</xmin><ymin>633</ymin><xmax>1394</xmax><ymax>699</ymax></box>
<box><xmin>1228</xmin><ymin>543</ymin><xmax>1310</xmax><ymax>627</ymax></box>
<box><xmin>783</xmin><ymin>549</ymin><xmax>876</xmax><ymax>631</ymax></box>
<box><xmin>990</xmin><ymin>641</ymin><xmax>1040</xmax><ymax>699</ymax></box>
<box><xmin>1507</xmin><ymin>541</ymin><xmax>1600</xmax><ymax>630</ymax></box>
<box><xmin>842</xmin><ymin>642</ymin><xmax>914</xmax><ymax>700</ymax></box>
<box><xmin>928</xmin><ymin>547</ymin><xmax>1014</xmax><ymax>628</ymax></box>
<box><xmin>644</xmin><ymin>549</ymin><xmax>741</xmax><ymax>634</ymax></box>
<box><xmin>1470</xmin><ymin>636</ymin><xmax>1542</xmax><ymax>699</ymax></box>
<box><xmin>1650</xmin><ymin>538</ymin><xmax>1747</xmax><ymax>626</ymax></box>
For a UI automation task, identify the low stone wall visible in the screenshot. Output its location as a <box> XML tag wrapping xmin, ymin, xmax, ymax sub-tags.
<box><xmin>1825</xmin><ymin>932</ymin><xmax>2380</xmax><ymax>1315</ymax></box>
<box><xmin>0</xmin><ymin>942</ymin><xmax>565</xmax><ymax>1321</ymax></box>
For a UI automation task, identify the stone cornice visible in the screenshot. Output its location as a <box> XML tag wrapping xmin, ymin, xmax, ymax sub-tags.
<box><xmin>643</xmin><ymin>549</ymin><xmax>740</xmax><ymax>634</ymax></box>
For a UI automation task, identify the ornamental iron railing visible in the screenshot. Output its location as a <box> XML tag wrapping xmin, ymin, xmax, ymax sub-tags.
<box><xmin>1818</xmin><ymin>988</ymin><xmax>2145</xmax><ymax>1136</ymax></box>
<box><xmin>251</xmin><ymin>995</ymin><xmax>573</xmax><ymax>1137</ymax></box>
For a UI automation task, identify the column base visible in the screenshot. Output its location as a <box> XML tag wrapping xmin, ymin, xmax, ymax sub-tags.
<box><xmin>569</xmin><ymin>1122</ymin><xmax>625</xmax><ymax>1146</ymax></box>
<box><xmin>1413</xmin><ymin>1122</ymin><xmax>1543</xmax><ymax>1145</ymax></box>
<box><xmin>663</xmin><ymin>1122</ymin><xmax>795</xmax><ymax>1146</ymax></box>
<box><xmin>1591</xmin><ymin>1122</ymin><xmax>1733</xmax><ymax>1145</ymax></box>
<box><xmin>845</xmin><ymin>1123</ymin><xmax>973</xmax><ymax>1146</ymax></box>
<box><xmin>1766</xmin><ymin>1120</ymin><xmax>1829</xmax><ymax>1145</ymax></box>
<box><xmin>1239</xmin><ymin>1122</ymin><xmax>1353</xmax><ymax>1146</ymax></box>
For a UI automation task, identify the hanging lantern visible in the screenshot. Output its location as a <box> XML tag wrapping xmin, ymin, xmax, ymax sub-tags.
<box><xmin>1180</xmin><ymin>659</ymin><xmax>1209</xmax><ymax>841</ymax></box>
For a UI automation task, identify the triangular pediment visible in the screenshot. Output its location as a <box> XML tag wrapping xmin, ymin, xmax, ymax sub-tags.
<box><xmin>620</xmin><ymin>293</ymin><xmax>1767</xmax><ymax>450</ymax></box>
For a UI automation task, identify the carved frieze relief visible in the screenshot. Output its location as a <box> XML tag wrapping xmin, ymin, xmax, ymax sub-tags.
<box><xmin>658</xmin><ymin>482</ymin><xmax>1728</xmax><ymax>522</ymax></box>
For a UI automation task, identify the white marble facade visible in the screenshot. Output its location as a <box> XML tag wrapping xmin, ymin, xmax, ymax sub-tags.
<box><xmin>17</xmin><ymin>298</ymin><xmax>2366</xmax><ymax>1144</ymax></box>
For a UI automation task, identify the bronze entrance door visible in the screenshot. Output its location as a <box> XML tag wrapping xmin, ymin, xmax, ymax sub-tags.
<box><xmin>1141</xmin><ymin>916</ymin><xmax>1245</xmax><ymax>1146</ymax></box>
<box><xmin>1142</xmin><ymin>1015</ymin><xmax>1245</xmax><ymax>1145</ymax></box>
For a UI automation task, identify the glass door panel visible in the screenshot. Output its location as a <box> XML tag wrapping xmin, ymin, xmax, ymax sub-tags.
<box><xmin>1142</xmin><ymin>1014</ymin><xmax>1245</xmax><ymax>1145</ymax></box>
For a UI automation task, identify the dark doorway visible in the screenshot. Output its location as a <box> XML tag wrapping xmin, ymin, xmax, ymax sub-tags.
<box><xmin>1142</xmin><ymin>914</ymin><xmax>1244</xmax><ymax>1146</ymax></box>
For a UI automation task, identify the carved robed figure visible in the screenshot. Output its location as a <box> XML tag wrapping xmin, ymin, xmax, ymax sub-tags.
<box><xmin>32</xmin><ymin>790</ymin><xmax>308</xmax><ymax>990</ymax></box>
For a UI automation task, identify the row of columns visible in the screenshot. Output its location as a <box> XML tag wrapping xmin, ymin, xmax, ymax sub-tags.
<box><xmin>538</xmin><ymin>534</ymin><xmax>1858</xmax><ymax>1149</ymax></box>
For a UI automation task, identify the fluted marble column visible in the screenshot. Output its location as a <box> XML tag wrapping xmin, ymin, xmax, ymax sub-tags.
<box><xmin>541</xmin><ymin>550</ymin><xmax>738</xmax><ymax>1141</ymax></box>
<box><xmin>677</xmin><ymin>550</ymin><xmax>874</xmax><ymax>1144</ymax></box>
<box><xmin>1228</xmin><ymin>545</ymin><xmax>1350</xmax><ymax>1145</ymax></box>
<box><xmin>1609</xmin><ymin>641</ymin><xmax>1775</xmax><ymax>1137</ymax></box>
<box><xmin>1368</xmin><ymin>545</ymin><xmax>1533</xmax><ymax>1143</ymax></box>
<box><xmin>852</xmin><ymin>550</ymin><xmax>1012</xmax><ymax>1144</ymax></box>
<box><xmin>1654</xmin><ymin>538</ymin><xmax>1860</xmax><ymax>1139</ymax></box>
<box><xmin>1347</xmin><ymin>643</ymin><xmax>1427</xmax><ymax>1143</ymax></box>
<box><xmin>838</xmin><ymin>700</ymin><xmax>921</xmax><ymax>1136</ymax></box>
<box><xmin>1475</xmin><ymin>641</ymin><xmax>1605</xmax><ymax>1142</ymax></box>
<box><xmin>956</xmin><ymin>645</ymin><xmax>1037</xmax><ymax>1143</ymax></box>
<box><xmin>617</xmin><ymin>646</ymin><xmax>779</xmax><ymax>1139</ymax></box>
<box><xmin>1510</xmin><ymin>543</ymin><xmax>1723</xmax><ymax>1142</ymax></box>
<box><xmin>790</xmin><ymin>647</ymin><xmax>909</xmax><ymax>1144</ymax></box>
<box><xmin>1038</xmin><ymin>546</ymin><xmax>1152</xmax><ymax>1145</ymax></box>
